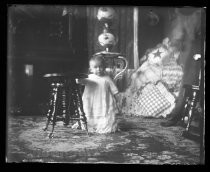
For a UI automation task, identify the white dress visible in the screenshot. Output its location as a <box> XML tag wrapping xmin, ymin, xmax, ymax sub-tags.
<box><xmin>81</xmin><ymin>74</ymin><xmax>119</xmax><ymax>133</ymax></box>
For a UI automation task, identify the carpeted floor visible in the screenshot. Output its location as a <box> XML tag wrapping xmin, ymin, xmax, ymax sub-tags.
<box><xmin>6</xmin><ymin>115</ymin><xmax>201</xmax><ymax>164</ymax></box>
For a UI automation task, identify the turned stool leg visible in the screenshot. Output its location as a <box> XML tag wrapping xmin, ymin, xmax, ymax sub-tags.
<box><xmin>181</xmin><ymin>96</ymin><xmax>190</xmax><ymax>126</ymax></box>
<box><xmin>75</xmin><ymin>84</ymin><xmax>89</xmax><ymax>136</ymax></box>
<box><xmin>67</xmin><ymin>82</ymin><xmax>77</xmax><ymax>126</ymax></box>
<box><xmin>66</xmin><ymin>79</ymin><xmax>89</xmax><ymax>136</ymax></box>
<box><xmin>62</xmin><ymin>85</ymin><xmax>69</xmax><ymax>126</ymax></box>
<box><xmin>182</xmin><ymin>85</ymin><xmax>199</xmax><ymax>138</ymax></box>
<box><xmin>185</xmin><ymin>89</ymin><xmax>198</xmax><ymax>132</ymax></box>
<box><xmin>43</xmin><ymin>82</ymin><xmax>65</xmax><ymax>138</ymax></box>
<box><xmin>43</xmin><ymin>84</ymin><xmax>57</xmax><ymax>131</ymax></box>
<box><xmin>48</xmin><ymin>84</ymin><xmax>59</xmax><ymax>138</ymax></box>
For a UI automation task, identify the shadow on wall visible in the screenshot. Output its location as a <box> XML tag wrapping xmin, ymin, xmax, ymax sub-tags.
<box><xmin>168</xmin><ymin>8</ymin><xmax>202</xmax><ymax>67</ymax></box>
<box><xmin>138</xmin><ymin>7</ymin><xmax>202</xmax><ymax>65</ymax></box>
<box><xmin>138</xmin><ymin>7</ymin><xmax>168</xmax><ymax>59</ymax></box>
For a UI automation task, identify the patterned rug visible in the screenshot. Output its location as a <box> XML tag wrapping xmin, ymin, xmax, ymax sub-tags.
<box><xmin>7</xmin><ymin>115</ymin><xmax>200</xmax><ymax>164</ymax></box>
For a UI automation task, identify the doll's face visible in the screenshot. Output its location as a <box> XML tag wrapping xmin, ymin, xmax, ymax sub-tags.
<box><xmin>133</xmin><ymin>71</ymin><xmax>147</xmax><ymax>88</ymax></box>
<box><xmin>139</xmin><ymin>73</ymin><xmax>147</xmax><ymax>83</ymax></box>
<box><xmin>89</xmin><ymin>60</ymin><xmax>105</xmax><ymax>76</ymax></box>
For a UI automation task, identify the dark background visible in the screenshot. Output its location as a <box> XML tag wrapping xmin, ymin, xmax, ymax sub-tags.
<box><xmin>7</xmin><ymin>6</ymin><xmax>204</xmax><ymax>116</ymax></box>
<box><xmin>8</xmin><ymin>6</ymin><xmax>89</xmax><ymax>115</ymax></box>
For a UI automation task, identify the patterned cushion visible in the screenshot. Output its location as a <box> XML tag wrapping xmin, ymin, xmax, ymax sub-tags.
<box><xmin>161</xmin><ymin>61</ymin><xmax>183</xmax><ymax>92</ymax></box>
<box><xmin>138</xmin><ymin>83</ymin><xmax>171</xmax><ymax>117</ymax></box>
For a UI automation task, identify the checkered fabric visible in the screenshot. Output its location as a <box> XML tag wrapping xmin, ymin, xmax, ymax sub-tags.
<box><xmin>155</xmin><ymin>82</ymin><xmax>176</xmax><ymax>117</ymax></box>
<box><xmin>156</xmin><ymin>82</ymin><xmax>176</xmax><ymax>104</ymax></box>
<box><xmin>138</xmin><ymin>83</ymin><xmax>171</xmax><ymax>117</ymax></box>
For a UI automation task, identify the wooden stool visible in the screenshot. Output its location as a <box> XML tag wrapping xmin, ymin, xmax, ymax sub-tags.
<box><xmin>43</xmin><ymin>73</ymin><xmax>89</xmax><ymax>138</ymax></box>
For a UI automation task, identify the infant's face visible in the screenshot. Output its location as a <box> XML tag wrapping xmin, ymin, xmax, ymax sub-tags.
<box><xmin>89</xmin><ymin>60</ymin><xmax>105</xmax><ymax>76</ymax></box>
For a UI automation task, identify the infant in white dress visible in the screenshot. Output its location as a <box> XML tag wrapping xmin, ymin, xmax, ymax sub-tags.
<box><xmin>74</xmin><ymin>55</ymin><xmax>119</xmax><ymax>133</ymax></box>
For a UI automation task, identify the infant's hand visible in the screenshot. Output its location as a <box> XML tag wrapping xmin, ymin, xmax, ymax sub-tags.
<box><xmin>76</xmin><ymin>78</ymin><xmax>86</xmax><ymax>85</ymax></box>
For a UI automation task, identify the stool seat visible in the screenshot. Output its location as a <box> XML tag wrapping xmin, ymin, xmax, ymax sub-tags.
<box><xmin>43</xmin><ymin>72</ymin><xmax>88</xmax><ymax>79</ymax></box>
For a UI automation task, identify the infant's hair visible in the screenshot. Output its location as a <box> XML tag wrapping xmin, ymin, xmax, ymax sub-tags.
<box><xmin>90</xmin><ymin>54</ymin><xmax>106</xmax><ymax>67</ymax></box>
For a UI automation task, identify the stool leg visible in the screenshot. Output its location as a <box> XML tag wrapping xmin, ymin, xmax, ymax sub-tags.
<box><xmin>181</xmin><ymin>97</ymin><xmax>190</xmax><ymax>126</ymax></box>
<box><xmin>72</xmin><ymin>88</ymin><xmax>82</xmax><ymax>128</ymax></box>
<box><xmin>43</xmin><ymin>106</ymin><xmax>52</xmax><ymax>131</ymax></box>
<box><xmin>43</xmin><ymin>87</ymin><xmax>55</xmax><ymax>131</ymax></box>
<box><xmin>65</xmin><ymin>87</ymin><xmax>73</xmax><ymax>126</ymax></box>
<box><xmin>48</xmin><ymin>87</ymin><xmax>59</xmax><ymax>138</ymax></box>
<box><xmin>62</xmin><ymin>88</ymin><xmax>68</xmax><ymax>125</ymax></box>
<box><xmin>65</xmin><ymin>79</ymin><xmax>89</xmax><ymax>136</ymax></box>
<box><xmin>75</xmin><ymin>85</ymin><xmax>89</xmax><ymax>136</ymax></box>
<box><xmin>67</xmin><ymin>85</ymin><xmax>78</xmax><ymax>126</ymax></box>
<box><xmin>185</xmin><ymin>91</ymin><xmax>197</xmax><ymax>132</ymax></box>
